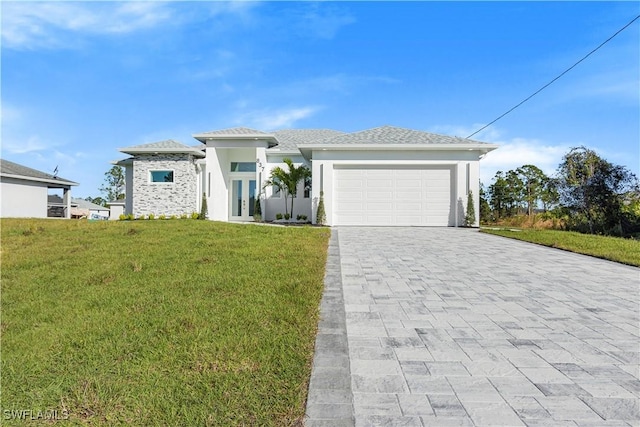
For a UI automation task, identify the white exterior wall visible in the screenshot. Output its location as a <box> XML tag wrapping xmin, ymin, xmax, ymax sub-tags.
<box><xmin>109</xmin><ymin>203</ymin><xmax>125</xmax><ymax>220</ymax></box>
<box><xmin>310</xmin><ymin>149</ymin><xmax>483</xmax><ymax>226</ymax></box>
<box><xmin>263</xmin><ymin>154</ymin><xmax>312</xmax><ymax>221</ymax></box>
<box><xmin>0</xmin><ymin>177</ymin><xmax>48</xmax><ymax>218</ymax></box>
<box><xmin>205</xmin><ymin>146</ymin><xmax>264</xmax><ymax>221</ymax></box>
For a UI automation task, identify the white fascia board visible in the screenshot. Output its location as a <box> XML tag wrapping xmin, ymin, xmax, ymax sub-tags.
<box><xmin>192</xmin><ymin>134</ymin><xmax>278</xmax><ymax>148</ymax></box>
<box><xmin>266</xmin><ymin>148</ymin><xmax>302</xmax><ymax>156</ymax></box>
<box><xmin>298</xmin><ymin>143</ymin><xmax>498</xmax><ymax>160</ymax></box>
<box><xmin>0</xmin><ymin>173</ymin><xmax>79</xmax><ymax>187</ymax></box>
<box><xmin>299</xmin><ymin>143</ymin><xmax>499</xmax><ymax>152</ymax></box>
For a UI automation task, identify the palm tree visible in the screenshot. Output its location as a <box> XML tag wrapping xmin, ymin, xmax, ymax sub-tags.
<box><xmin>264</xmin><ymin>158</ymin><xmax>311</xmax><ymax>219</ymax></box>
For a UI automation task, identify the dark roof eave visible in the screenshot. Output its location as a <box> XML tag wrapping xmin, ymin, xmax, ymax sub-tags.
<box><xmin>1</xmin><ymin>173</ymin><xmax>79</xmax><ymax>187</ymax></box>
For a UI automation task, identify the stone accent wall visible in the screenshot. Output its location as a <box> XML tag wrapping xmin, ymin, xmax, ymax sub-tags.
<box><xmin>132</xmin><ymin>153</ymin><xmax>198</xmax><ymax>217</ymax></box>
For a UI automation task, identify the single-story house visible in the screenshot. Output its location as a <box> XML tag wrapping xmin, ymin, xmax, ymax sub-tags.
<box><xmin>115</xmin><ymin>125</ymin><xmax>498</xmax><ymax>226</ymax></box>
<box><xmin>1</xmin><ymin>159</ymin><xmax>79</xmax><ymax>218</ymax></box>
<box><xmin>72</xmin><ymin>198</ymin><xmax>110</xmax><ymax>220</ymax></box>
<box><xmin>46</xmin><ymin>196</ymin><xmax>110</xmax><ymax>219</ymax></box>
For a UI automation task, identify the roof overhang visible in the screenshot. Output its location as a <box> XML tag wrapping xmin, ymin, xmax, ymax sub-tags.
<box><xmin>118</xmin><ymin>147</ymin><xmax>205</xmax><ymax>157</ymax></box>
<box><xmin>193</xmin><ymin>133</ymin><xmax>279</xmax><ymax>148</ymax></box>
<box><xmin>0</xmin><ymin>173</ymin><xmax>79</xmax><ymax>187</ymax></box>
<box><xmin>297</xmin><ymin>143</ymin><xmax>499</xmax><ymax>160</ymax></box>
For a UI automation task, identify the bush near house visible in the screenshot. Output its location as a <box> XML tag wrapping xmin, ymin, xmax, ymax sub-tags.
<box><xmin>1</xmin><ymin>219</ymin><xmax>330</xmax><ymax>426</ymax></box>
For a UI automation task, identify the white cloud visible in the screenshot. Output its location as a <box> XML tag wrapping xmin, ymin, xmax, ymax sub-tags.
<box><xmin>1</xmin><ymin>135</ymin><xmax>50</xmax><ymax>154</ymax></box>
<box><xmin>236</xmin><ymin>106</ymin><xmax>321</xmax><ymax>130</ymax></box>
<box><xmin>1</xmin><ymin>2</ymin><xmax>174</xmax><ymax>50</ymax></box>
<box><xmin>290</xmin><ymin>3</ymin><xmax>356</xmax><ymax>40</ymax></box>
<box><xmin>480</xmin><ymin>138</ymin><xmax>573</xmax><ymax>184</ymax></box>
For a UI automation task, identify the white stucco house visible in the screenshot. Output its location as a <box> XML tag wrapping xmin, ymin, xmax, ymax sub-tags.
<box><xmin>115</xmin><ymin>125</ymin><xmax>497</xmax><ymax>226</ymax></box>
<box><xmin>1</xmin><ymin>159</ymin><xmax>79</xmax><ymax>218</ymax></box>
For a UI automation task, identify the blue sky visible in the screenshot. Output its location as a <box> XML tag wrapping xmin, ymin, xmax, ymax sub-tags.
<box><xmin>2</xmin><ymin>1</ymin><xmax>639</xmax><ymax>198</ymax></box>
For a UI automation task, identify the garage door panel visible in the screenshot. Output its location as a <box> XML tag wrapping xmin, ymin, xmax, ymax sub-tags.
<box><xmin>367</xmin><ymin>191</ymin><xmax>393</xmax><ymax>201</ymax></box>
<box><xmin>366</xmin><ymin>180</ymin><xmax>393</xmax><ymax>189</ymax></box>
<box><xmin>366</xmin><ymin>202</ymin><xmax>394</xmax><ymax>211</ymax></box>
<box><xmin>334</xmin><ymin>166</ymin><xmax>453</xmax><ymax>226</ymax></box>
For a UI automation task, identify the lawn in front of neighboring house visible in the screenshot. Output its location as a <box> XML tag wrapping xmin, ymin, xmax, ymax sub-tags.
<box><xmin>481</xmin><ymin>227</ymin><xmax>640</xmax><ymax>267</ymax></box>
<box><xmin>1</xmin><ymin>218</ymin><xmax>330</xmax><ymax>426</ymax></box>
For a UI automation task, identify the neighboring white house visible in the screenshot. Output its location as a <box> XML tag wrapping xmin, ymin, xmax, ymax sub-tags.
<box><xmin>115</xmin><ymin>125</ymin><xmax>498</xmax><ymax>226</ymax></box>
<box><xmin>0</xmin><ymin>159</ymin><xmax>79</xmax><ymax>218</ymax></box>
<box><xmin>71</xmin><ymin>198</ymin><xmax>110</xmax><ymax>220</ymax></box>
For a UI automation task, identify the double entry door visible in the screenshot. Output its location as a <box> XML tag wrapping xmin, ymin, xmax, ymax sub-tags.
<box><xmin>230</xmin><ymin>176</ymin><xmax>257</xmax><ymax>221</ymax></box>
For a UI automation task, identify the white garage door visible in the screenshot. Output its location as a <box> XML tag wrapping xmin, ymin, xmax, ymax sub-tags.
<box><xmin>333</xmin><ymin>165</ymin><xmax>453</xmax><ymax>226</ymax></box>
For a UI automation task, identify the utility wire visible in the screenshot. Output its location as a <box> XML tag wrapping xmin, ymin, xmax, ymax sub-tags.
<box><xmin>466</xmin><ymin>14</ymin><xmax>640</xmax><ymax>139</ymax></box>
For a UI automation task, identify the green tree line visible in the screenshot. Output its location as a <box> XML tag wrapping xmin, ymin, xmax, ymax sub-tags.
<box><xmin>481</xmin><ymin>147</ymin><xmax>640</xmax><ymax>238</ymax></box>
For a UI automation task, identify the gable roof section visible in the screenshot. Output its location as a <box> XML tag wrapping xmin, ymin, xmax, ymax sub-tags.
<box><xmin>192</xmin><ymin>127</ymin><xmax>278</xmax><ymax>147</ymax></box>
<box><xmin>305</xmin><ymin>125</ymin><xmax>486</xmax><ymax>145</ymax></box>
<box><xmin>0</xmin><ymin>159</ymin><xmax>78</xmax><ymax>187</ymax></box>
<box><xmin>271</xmin><ymin>129</ymin><xmax>346</xmax><ymax>153</ymax></box>
<box><xmin>295</xmin><ymin>125</ymin><xmax>498</xmax><ymax>157</ymax></box>
<box><xmin>119</xmin><ymin>140</ymin><xmax>205</xmax><ymax>157</ymax></box>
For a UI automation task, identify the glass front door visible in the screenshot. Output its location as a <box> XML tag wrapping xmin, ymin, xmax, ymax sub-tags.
<box><xmin>230</xmin><ymin>178</ymin><xmax>257</xmax><ymax>221</ymax></box>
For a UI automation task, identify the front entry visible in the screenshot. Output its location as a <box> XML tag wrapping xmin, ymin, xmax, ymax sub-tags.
<box><xmin>229</xmin><ymin>177</ymin><xmax>256</xmax><ymax>221</ymax></box>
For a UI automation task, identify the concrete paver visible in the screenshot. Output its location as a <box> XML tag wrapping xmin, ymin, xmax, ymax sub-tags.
<box><xmin>305</xmin><ymin>227</ymin><xmax>639</xmax><ymax>426</ymax></box>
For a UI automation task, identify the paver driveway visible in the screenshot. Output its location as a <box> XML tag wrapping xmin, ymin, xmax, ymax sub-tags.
<box><xmin>305</xmin><ymin>228</ymin><xmax>639</xmax><ymax>427</ymax></box>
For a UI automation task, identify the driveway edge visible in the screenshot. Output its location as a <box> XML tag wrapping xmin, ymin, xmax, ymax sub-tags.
<box><xmin>304</xmin><ymin>229</ymin><xmax>355</xmax><ymax>427</ymax></box>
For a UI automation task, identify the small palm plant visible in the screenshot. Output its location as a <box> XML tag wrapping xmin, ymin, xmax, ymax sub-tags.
<box><xmin>264</xmin><ymin>158</ymin><xmax>311</xmax><ymax>220</ymax></box>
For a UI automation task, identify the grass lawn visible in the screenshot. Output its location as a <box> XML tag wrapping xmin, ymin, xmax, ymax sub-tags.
<box><xmin>481</xmin><ymin>227</ymin><xmax>640</xmax><ymax>267</ymax></box>
<box><xmin>1</xmin><ymin>219</ymin><xmax>330</xmax><ymax>426</ymax></box>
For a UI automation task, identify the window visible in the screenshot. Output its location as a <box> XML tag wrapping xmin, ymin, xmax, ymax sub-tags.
<box><xmin>303</xmin><ymin>180</ymin><xmax>311</xmax><ymax>198</ymax></box>
<box><xmin>230</xmin><ymin>162</ymin><xmax>256</xmax><ymax>172</ymax></box>
<box><xmin>150</xmin><ymin>170</ymin><xmax>174</xmax><ymax>183</ymax></box>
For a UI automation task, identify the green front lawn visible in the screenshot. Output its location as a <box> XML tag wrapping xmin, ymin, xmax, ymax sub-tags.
<box><xmin>481</xmin><ymin>227</ymin><xmax>640</xmax><ymax>267</ymax></box>
<box><xmin>1</xmin><ymin>219</ymin><xmax>330</xmax><ymax>426</ymax></box>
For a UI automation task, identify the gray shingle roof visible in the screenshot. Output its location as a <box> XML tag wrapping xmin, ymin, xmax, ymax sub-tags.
<box><xmin>300</xmin><ymin>125</ymin><xmax>487</xmax><ymax>146</ymax></box>
<box><xmin>72</xmin><ymin>198</ymin><xmax>110</xmax><ymax>211</ymax></box>
<box><xmin>271</xmin><ymin>129</ymin><xmax>346</xmax><ymax>151</ymax></box>
<box><xmin>119</xmin><ymin>140</ymin><xmax>205</xmax><ymax>157</ymax></box>
<box><xmin>196</xmin><ymin>127</ymin><xmax>272</xmax><ymax>136</ymax></box>
<box><xmin>0</xmin><ymin>159</ymin><xmax>78</xmax><ymax>186</ymax></box>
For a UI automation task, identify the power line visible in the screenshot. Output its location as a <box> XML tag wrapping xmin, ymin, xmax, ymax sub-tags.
<box><xmin>466</xmin><ymin>14</ymin><xmax>640</xmax><ymax>139</ymax></box>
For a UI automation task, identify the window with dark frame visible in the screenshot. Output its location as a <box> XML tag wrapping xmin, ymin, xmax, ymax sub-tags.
<box><xmin>150</xmin><ymin>170</ymin><xmax>174</xmax><ymax>183</ymax></box>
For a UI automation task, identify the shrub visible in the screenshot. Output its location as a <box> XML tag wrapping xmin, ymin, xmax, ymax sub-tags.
<box><xmin>254</xmin><ymin>196</ymin><xmax>262</xmax><ymax>222</ymax></box>
<box><xmin>119</xmin><ymin>214</ymin><xmax>127</xmax><ymax>221</ymax></box>
<box><xmin>200</xmin><ymin>193</ymin><xmax>208</xmax><ymax>220</ymax></box>
<box><xmin>276</xmin><ymin>213</ymin><xmax>283</xmax><ymax>220</ymax></box>
<box><xmin>148</xmin><ymin>213</ymin><xmax>155</xmax><ymax>220</ymax></box>
<box><xmin>180</xmin><ymin>214</ymin><xmax>188</xmax><ymax>220</ymax></box>
<box><xmin>191</xmin><ymin>212</ymin><xmax>200</xmax><ymax>220</ymax></box>
<box><xmin>159</xmin><ymin>214</ymin><xmax>166</xmax><ymax>220</ymax></box>
<box><xmin>169</xmin><ymin>215</ymin><xmax>177</xmax><ymax>220</ymax></box>
<box><xmin>126</xmin><ymin>214</ymin><xmax>134</xmax><ymax>221</ymax></box>
<box><xmin>284</xmin><ymin>213</ymin><xmax>291</xmax><ymax>220</ymax></box>
<box><xmin>297</xmin><ymin>214</ymin><xmax>307</xmax><ymax>221</ymax></box>
<box><xmin>316</xmin><ymin>191</ymin><xmax>326</xmax><ymax>225</ymax></box>
<box><xmin>137</xmin><ymin>214</ymin><xmax>146</xmax><ymax>220</ymax></box>
<box><xmin>465</xmin><ymin>191</ymin><xmax>476</xmax><ymax>227</ymax></box>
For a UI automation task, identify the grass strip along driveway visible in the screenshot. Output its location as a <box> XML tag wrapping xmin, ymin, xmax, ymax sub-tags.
<box><xmin>481</xmin><ymin>228</ymin><xmax>640</xmax><ymax>267</ymax></box>
<box><xmin>1</xmin><ymin>219</ymin><xmax>330</xmax><ymax>426</ymax></box>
